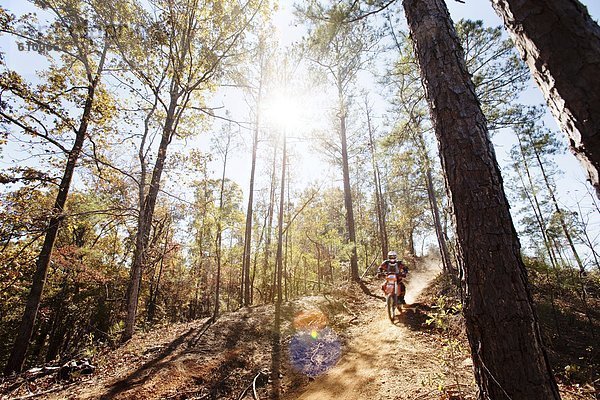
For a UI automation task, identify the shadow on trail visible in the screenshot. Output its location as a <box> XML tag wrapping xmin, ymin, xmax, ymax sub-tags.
<box><xmin>99</xmin><ymin>318</ymin><xmax>213</xmax><ymax>400</ymax></box>
<box><xmin>395</xmin><ymin>302</ymin><xmax>434</xmax><ymax>332</ymax></box>
<box><xmin>357</xmin><ymin>279</ymin><xmax>385</xmax><ymax>301</ymax></box>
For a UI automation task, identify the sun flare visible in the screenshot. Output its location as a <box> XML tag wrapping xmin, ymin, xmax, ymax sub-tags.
<box><xmin>263</xmin><ymin>91</ymin><xmax>302</xmax><ymax>132</ymax></box>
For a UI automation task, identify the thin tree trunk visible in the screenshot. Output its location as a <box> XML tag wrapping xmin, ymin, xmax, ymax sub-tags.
<box><xmin>532</xmin><ymin>145</ymin><xmax>596</xmax><ymax>336</ymax></box>
<box><xmin>491</xmin><ymin>0</ymin><xmax>600</xmax><ymax>198</ymax></box>
<box><xmin>266</xmin><ymin>146</ymin><xmax>278</xmax><ymax>303</ymax></box>
<box><xmin>513</xmin><ymin>135</ymin><xmax>562</xmax><ymax>336</ymax></box>
<box><xmin>284</xmin><ymin>167</ymin><xmax>291</xmax><ymax>301</ymax></box>
<box><xmin>213</xmin><ymin>135</ymin><xmax>231</xmax><ymax>320</ymax></box>
<box><xmin>412</xmin><ymin>127</ymin><xmax>453</xmax><ymax>274</ymax></box>
<box><xmin>575</xmin><ymin>201</ymin><xmax>600</xmax><ymax>271</ymax></box>
<box><xmin>425</xmin><ymin>165</ymin><xmax>452</xmax><ymax>273</ymax></box>
<box><xmin>403</xmin><ymin>0</ymin><xmax>561</xmax><ymax>398</ymax></box>
<box><xmin>271</xmin><ymin>133</ymin><xmax>286</xmax><ymax>400</ymax></box>
<box><xmin>513</xmin><ymin>133</ymin><xmax>561</xmax><ymax>271</ymax></box>
<box><xmin>242</xmin><ymin>116</ymin><xmax>259</xmax><ymax>307</ymax></box>
<box><xmin>147</xmin><ymin>221</ymin><xmax>169</xmax><ymax>323</ymax></box>
<box><xmin>123</xmin><ymin>94</ymin><xmax>179</xmax><ymax>342</ymax></box>
<box><xmin>339</xmin><ymin>102</ymin><xmax>359</xmax><ymax>281</ymax></box>
<box><xmin>531</xmin><ymin>143</ymin><xmax>585</xmax><ymax>273</ymax></box>
<box><xmin>365</xmin><ymin>101</ymin><xmax>389</xmax><ymax>259</ymax></box>
<box><xmin>4</xmin><ymin>47</ymin><xmax>106</xmax><ymax>373</ymax></box>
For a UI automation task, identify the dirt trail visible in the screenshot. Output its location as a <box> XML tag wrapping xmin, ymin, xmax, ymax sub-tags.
<box><xmin>285</xmin><ymin>262</ymin><xmax>446</xmax><ymax>400</ymax></box>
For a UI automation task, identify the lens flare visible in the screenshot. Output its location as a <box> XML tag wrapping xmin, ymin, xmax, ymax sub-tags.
<box><xmin>289</xmin><ymin>327</ymin><xmax>341</xmax><ymax>377</ymax></box>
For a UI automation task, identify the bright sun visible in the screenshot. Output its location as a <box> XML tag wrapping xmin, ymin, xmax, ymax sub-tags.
<box><xmin>263</xmin><ymin>91</ymin><xmax>302</xmax><ymax>132</ymax></box>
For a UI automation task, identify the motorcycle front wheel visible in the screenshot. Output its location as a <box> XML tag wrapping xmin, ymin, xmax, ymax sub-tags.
<box><xmin>386</xmin><ymin>294</ymin><xmax>397</xmax><ymax>322</ymax></box>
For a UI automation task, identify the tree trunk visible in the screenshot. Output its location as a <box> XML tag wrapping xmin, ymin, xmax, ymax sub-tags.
<box><xmin>365</xmin><ymin>101</ymin><xmax>389</xmax><ymax>259</ymax></box>
<box><xmin>271</xmin><ymin>133</ymin><xmax>286</xmax><ymax>399</ymax></box>
<box><xmin>213</xmin><ymin>136</ymin><xmax>231</xmax><ymax>320</ymax></box>
<box><xmin>413</xmin><ymin>129</ymin><xmax>453</xmax><ymax>274</ymax></box>
<box><xmin>4</xmin><ymin>68</ymin><xmax>103</xmax><ymax>375</ymax></box>
<box><xmin>425</xmin><ymin>165</ymin><xmax>453</xmax><ymax>273</ymax></box>
<box><xmin>512</xmin><ymin>134</ymin><xmax>562</xmax><ymax>336</ymax></box>
<box><xmin>490</xmin><ymin>0</ymin><xmax>600</xmax><ymax>198</ymax></box>
<box><xmin>531</xmin><ymin>143</ymin><xmax>585</xmax><ymax>273</ymax></box>
<box><xmin>339</xmin><ymin>107</ymin><xmax>359</xmax><ymax>281</ymax></box>
<box><xmin>266</xmin><ymin>146</ymin><xmax>278</xmax><ymax>303</ymax></box>
<box><xmin>122</xmin><ymin>95</ymin><xmax>179</xmax><ymax>342</ymax></box>
<box><xmin>242</xmin><ymin>119</ymin><xmax>259</xmax><ymax>307</ymax></box>
<box><xmin>147</xmin><ymin>221</ymin><xmax>169</xmax><ymax>323</ymax></box>
<box><xmin>402</xmin><ymin>0</ymin><xmax>561</xmax><ymax>398</ymax></box>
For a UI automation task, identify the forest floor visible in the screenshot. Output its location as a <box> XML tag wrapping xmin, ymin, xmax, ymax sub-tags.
<box><xmin>1</xmin><ymin>256</ymin><xmax>596</xmax><ymax>400</ymax></box>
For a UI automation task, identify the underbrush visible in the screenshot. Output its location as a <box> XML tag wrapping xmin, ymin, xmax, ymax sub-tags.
<box><xmin>419</xmin><ymin>274</ymin><xmax>476</xmax><ymax>400</ymax></box>
<box><xmin>423</xmin><ymin>265</ymin><xmax>599</xmax><ymax>399</ymax></box>
<box><xmin>525</xmin><ymin>259</ymin><xmax>599</xmax><ymax>398</ymax></box>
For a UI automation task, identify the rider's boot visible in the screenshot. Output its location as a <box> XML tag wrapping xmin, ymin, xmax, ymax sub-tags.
<box><xmin>398</xmin><ymin>282</ymin><xmax>406</xmax><ymax>305</ymax></box>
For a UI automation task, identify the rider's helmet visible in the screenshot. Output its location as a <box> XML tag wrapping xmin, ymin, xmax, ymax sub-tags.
<box><xmin>388</xmin><ymin>251</ymin><xmax>397</xmax><ymax>260</ymax></box>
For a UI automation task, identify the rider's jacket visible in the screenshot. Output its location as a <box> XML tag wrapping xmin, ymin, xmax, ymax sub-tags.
<box><xmin>379</xmin><ymin>259</ymin><xmax>408</xmax><ymax>276</ymax></box>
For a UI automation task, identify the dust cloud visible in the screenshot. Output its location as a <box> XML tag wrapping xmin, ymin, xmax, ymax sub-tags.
<box><xmin>405</xmin><ymin>255</ymin><xmax>442</xmax><ymax>304</ymax></box>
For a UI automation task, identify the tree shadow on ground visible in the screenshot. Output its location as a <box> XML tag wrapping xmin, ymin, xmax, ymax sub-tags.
<box><xmin>99</xmin><ymin>318</ymin><xmax>213</xmax><ymax>400</ymax></box>
<box><xmin>357</xmin><ymin>279</ymin><xmax>384</xmax><ymax>301</ymax></box>
<box><xmin>396</xmin><ymin>302</ymin><xmax>434</xmax><ymax>332</ymax></box>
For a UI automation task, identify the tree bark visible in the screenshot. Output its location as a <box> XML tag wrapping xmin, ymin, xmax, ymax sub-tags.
<box><xmin>490</xmin><ymin>0</ymin><xmax>600</xmax><ymax>198</ymax></box>
<box><xmin>213</xmin><ymin>134</ymin><xmax>231</xmax><ymax>320</ymax></box>
<box><xmin>266</xmin><ymin>146</ymin><xmax>278</xmax><ymax>303</ymax></box>
<box><xmin>271</xmin><ymin>133</ymin><xmax>286</xmax><ymax>400</ymax></box>
<box><xmin>242</xmin><ymin>117</ymin><xmax>259</xmax><ymax>307</ymax></box>
<box><xmin>425</xmin><ymin>164</ymin><xmax>453</xmax><ymax>274</ymax></box>
<box><xmin>147</xmin><ymin>220</ymin><xmax>169</xmax><ymax>323</ymax></box>
<box><xmin>402</xmin><ymin>0</ymin><xmax>561</xmax><ymax>398</ymax></box>
<box><xmin>412</xmin><ymin>127</ymin><xmax>454</xmax><ymax>274</ymax></box>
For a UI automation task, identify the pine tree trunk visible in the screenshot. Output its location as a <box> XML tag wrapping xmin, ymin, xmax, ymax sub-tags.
<box><xmin>490</xmin><ymin>0</ymin><xmax>600</xmax><ymax>198</ymax></box>
<box><xmin>242</xmin><ymin>116</ymin><xmax>259</xmax><ymax>307</ymax></box>
<box><xmin>213</xmin><ymin>137</ymin><xmax>231</xmax><ymax>320</ymax></box>
<box><xmin>339</xmin><ymin>109</ymin><xmax>359</xmax><ymax>281</ymax></box>
<box><xmin>266</xmin><ymin>146</ymin><xmax>278</xmax><ymax>303</ymax></box>
<box><xmin>425</xmin><ymin>165</ymin><xmax>453</xmax><ymax>274</ymax></box>
<box><xmin>403</xmin><ymin>0</ymin><xmax>561</xmax><ymax>398</ymax></box>
<box><xmin>147</xmin><ymin>222</ymin><xmax>168</xmax><ymax>323</ymax></box>
<box><xmin>366</xmin><ymin>103</ymin><xmax>389</xmax><ymax>259</ymax></box>
<box><xmin>413</xmin><ymin>128</ymin><xmax>453</xmax><ymax>274</ymax></box>
<box><xmin>512</xmin><ymin>134</ymin><xmax>562</xmax><ymax>336</ymax></box>
<box><xmin>271</xmin><ymin>134</ymin><xmax>286</xmax><ymax>399</ymax></box>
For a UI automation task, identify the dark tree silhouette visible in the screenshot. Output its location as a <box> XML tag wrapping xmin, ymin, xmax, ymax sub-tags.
<box><xmin>402</xmin><ymin>0</ymin><xmax>561</xmax><ymax>398</ymax></box>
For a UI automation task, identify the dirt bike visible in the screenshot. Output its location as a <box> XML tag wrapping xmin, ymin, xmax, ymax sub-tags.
<box><xmin>380</xmin><ymin>272</ymin><xmax>404</xmax><ymax>322</ymax></box>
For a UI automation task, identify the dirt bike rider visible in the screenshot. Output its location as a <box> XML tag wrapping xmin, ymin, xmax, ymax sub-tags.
<box><xmin>378</xmin><ymin>251</ymin><xmax>408</xmax><ymax>304</ymax></box>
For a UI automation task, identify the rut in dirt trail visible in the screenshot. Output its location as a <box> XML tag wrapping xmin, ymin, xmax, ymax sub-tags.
<box><xmin>284</xmin><ymin>260</ymin><xmax>446</xmax><ymax>400</ymax></box>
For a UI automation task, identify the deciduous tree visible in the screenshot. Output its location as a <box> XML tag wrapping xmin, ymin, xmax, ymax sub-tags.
<box><xmin>1</xmin><ymin>0</ymin><xmax>111</xmax><ymax>374</ymax></box>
